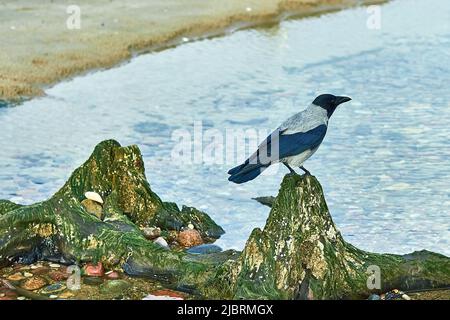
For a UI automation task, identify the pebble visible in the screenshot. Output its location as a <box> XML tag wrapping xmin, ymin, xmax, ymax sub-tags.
<box><xmin>0</xmin><ymin>289</ymin><xmax>17</xmax><ymax>300</ymax></box>
<box><xmin>81</xmin><ymin>199</ymin><xmax>103</xmax><ymax>219</ymax></box>
<box><xmin>23</xmin><ymin>272</ymin><xmax>33</xmax><ymax>278</ymax></box>
<box><xmin>143</xmin><ymin>289</ymin><xmax>184</xmax><ymax>300</ymax></box>
<box><xmin>49</xmin><ymin>295</ymin><xmax>58</xmax><ymax>299</ymax></box>
<box><xmin>105</xmin><ymin>271</ymin><xmax>120</xmax><ymax>280</ymax></box>
<box><xmin>402</xmin><ymin>294</ymin><xmax>411</xmax><ymax>300</ymax></box>
<box><xmin>21</xmin><ymin>276</ymin><xmax>47</xmax><ymax>291</ymax></box>
<box><xmin>368</xmin><ymin>294</ymin><xmax>381</xmax><ymax>300</ymax></box>
<box><xmin>58</xmin><ymin>291</ymin><xmax>74</xmax><ymax>299</ymax></box>
<box><xmin>49</xmin><ymin>263</ymin><xmax>61</xmax><ymax>268</ymax></box>
<box><xmin>383</xmin><ymin>289</ymin><xmax>404</xmax><ymax>300</ymax></box>
<box><xmin>84</xmin><ymin>191</ymin><xmax>104</xmax><ymax>204</ymax></box>
<box><xmin>187</xmin><ymin>244</ymin><xmax>223</xmax><ymax>255</ymax></box>
<box><xmin>83</xmin><ymin>277</ymin><xmax>104</xmax><ymax>286</ymax></box>
<box><xmin>7</xmin><ymin>272</ymin><xmax>25</xmax><ymax>281</ymax></box>
<box><xmin>153</xmin><ymin>237</ymin><xmax>169</xmax><ymax>249</ymax></box>
<box><xmin>142</xmin><ymin>226</ymin><xmax>161</xmax><ymax>240</ymax></box>
<box><xmin>49</xmin><ymin>271</ymin><xmax>69</xmax><ymax>281</ymax></box>
<box><xmin>99</xmin><ymin>280</ymin><xmax>131</xmax><ymax>295</ymax></box>
<box><xmin>178</xmin><ymin>229</ymin><xmax>203</xmax><ymax>248</ymax></box>
<box><xmin>32</xmin><ymin>267</ymin><xmax>50</xmax><ymax>275</ymax></box>
<box><xmin>83</xmin><ymin>262</ymin><xmax>104</xmax><ymax>277</ymax></box>
<box><xmin>41</xmin><ymin>282</ymin><xmax>66</xmax><ymax>295</ymax></box>
<box><xmin>17</xmin><ymin>296</ymin><xmax>26</xmax><ymax>300</ymax></box>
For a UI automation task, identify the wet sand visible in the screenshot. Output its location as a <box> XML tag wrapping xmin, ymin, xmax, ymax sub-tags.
<box><xmin>0</xmin><ymin>0</ymin><xmax>386</xmax><ymax>103</ymax></box>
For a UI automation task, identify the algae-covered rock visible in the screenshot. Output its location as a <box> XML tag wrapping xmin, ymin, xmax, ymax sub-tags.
<box><xmin>210</xmin><ymin>175</ymin><xmax>450</xmax><ymax>299</ymax></box>
<box><xmin>0</xmin><ymin>140</ymin><xmax>223</xmax><ymax>278</ymax></box>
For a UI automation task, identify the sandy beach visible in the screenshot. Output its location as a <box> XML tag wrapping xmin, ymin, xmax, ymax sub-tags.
<box><xmin>0</xmin><ymin>0</ymin><xmax>386</xmax><ymax>103</ymax></box>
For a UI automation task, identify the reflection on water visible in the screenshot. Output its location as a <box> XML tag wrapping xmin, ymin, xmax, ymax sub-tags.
<box><xmin>1</xmin><ymin>0</ymin><xmax>449</xmax><ymax>255</ymax></box>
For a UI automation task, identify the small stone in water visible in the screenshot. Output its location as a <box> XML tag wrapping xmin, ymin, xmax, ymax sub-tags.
<box><xmin>17</xmin><ymin>296</ymin><xmax>26</xmax><ymax>300</ymax></box>
<box><xmin>32</xmin><ymin>267</ymin><xmax>50</xmax><ymax>275</ymax></box>
<box><xmin>84</xmin><ymin>191</ymin><xmax>104</xmax><ymax>204</ymax></box>
<box><xmin>83</xmin><ymin>277</ymin><xmax>104</xmax><ymax>286</ymax></box>
<box><xmin>58</xmin><ymin>291</ymin><xmax>74</xmax><ymax>299</ymax></box>
<box><xmin>49</xmin><ymin>271</ymin><xmax>69</xmax><ymax>281</ymax></box>
<box><xmin>99</xmin><ymin>280</ymin><xmax>131</xmax><ymax>294</ymax></box>
<box><xmin>105</xmin><ymin>271</ymin><xmax>120</xmax><ymax>280</ymax></box>
<box><xmin>41</xmin><ymin>282</ymin><xmax>67</xmax><ymax>295</ymax></box>
<box><xmin>7</xmin><ymin>272</ymin><xmax>25</xmax><ymax>281</ymax></box>
<box><xmin>143</xmin><ymin>289</ymin><xmax>185</xmax><ymax>300</ymax></box>
<box><xmin>368</xmin><ymin>294</ymin><xmax>381</xmax><ymax>300</ymax></box>
<box><xmin>49</xmin><ymin>295</ymin><xmax>58</xmax><ymax>299</ymax></box>
<box><xmin>178</xmin><ymin>229</ymin><xmax>203</xmax><ymax>248</ymax></box>
<box><xmin>21</xmin><ymin>276</ymin><xmax>47</xmax><ymax>291</ymax></box>
<box><xmin>153</xmin><ymin>237</ymin><xmax>169</xmax><ymax>249</ymax></box>
<box><xmin>49</xmin><ymin>263</ymin><xmax>60</xmax><ymax>268</ymax></box>
<box><xmin>23</xmin><ymin>272</ymin><xmax>33</xmax><ymax>278</ymax></box>
<box><xmin>83</xmin><ymin>262</ymin><xmax>104</xmax><ymax>277</ymax></box>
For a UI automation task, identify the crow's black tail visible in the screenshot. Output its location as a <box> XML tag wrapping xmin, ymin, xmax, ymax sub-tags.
<box><xmin>227</xmin><ymin>162</ymin><xmax>268</xmax><ymax>184</ymax></box>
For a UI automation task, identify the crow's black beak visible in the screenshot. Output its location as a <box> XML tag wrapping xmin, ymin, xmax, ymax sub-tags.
<box><xmin>335</xmin><ymin>96</ymin><xmax>351</xmax><ymax>106</ymax></box>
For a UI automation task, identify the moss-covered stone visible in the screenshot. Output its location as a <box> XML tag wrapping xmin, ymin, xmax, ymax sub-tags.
<box><xmin>0</xmin><ymin>140</ymin><xmax>223</xmax><ymax>282</ymax></box>
<box><xmin>210</xmin><ymin>174</ymin><xmax>450</xmax><ymax>299</ymax></box>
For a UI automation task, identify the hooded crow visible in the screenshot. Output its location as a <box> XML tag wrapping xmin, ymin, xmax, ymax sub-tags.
<box><xmin>228</xmin><ymin>94</ymin><xmax>351</xmax><ymax>184</ymax></box>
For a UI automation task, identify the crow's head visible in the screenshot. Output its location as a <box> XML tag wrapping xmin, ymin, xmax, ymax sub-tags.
<box><xmin>313</xmin><ymin>94</ymin><xmax>351</xmax><ymax>117</ymax></box>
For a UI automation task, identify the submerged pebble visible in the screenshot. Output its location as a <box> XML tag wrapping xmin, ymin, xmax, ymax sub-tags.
<box><xmin>7</xmin><ymin>272</ymin><xmax>25</xmax><ymax>281</ymax></box>
<box><xmin>105</xmin><ymin>271</ymin><xmax>120</xmax><ymax>280</ymax></box>
<box><xmin>83</xmin><ymin>262</ymin><xmax>104</xmax><ymax>277</ymax></box>
<box><xmin>83</xmin><ymin>277</ymin><xmax>104</xmax><ymax>286</ymax></box>
<box><xmin>21</xmin><ymin>276</ymin><xmax>47</xmax><ymax>291</ymax></box>
<box><xmin>99</xmin><ymin>280</ymin><xmax>131</xmax><ymax>295</ymax></box>
<box><xmin>41</xmin><ymin>282</ymin><xmax>66</xmax><ymax>295</ymax></box>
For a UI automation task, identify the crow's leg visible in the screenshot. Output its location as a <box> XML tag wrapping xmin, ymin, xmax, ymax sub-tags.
<box><xmin>300</xmin><ymin>166</ymin><xmax>311</xmax><ymax>175</ymax></box>
<box><xmin>283</xmin><ymin>163</ymin><xmax>297</xmax><ymax>175</ymax></box>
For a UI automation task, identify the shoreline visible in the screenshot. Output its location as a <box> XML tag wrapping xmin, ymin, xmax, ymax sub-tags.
<box><xmin>0</xmin><ymin>0</ymin><xmax>387</xmax><ymax>104</ymax></box>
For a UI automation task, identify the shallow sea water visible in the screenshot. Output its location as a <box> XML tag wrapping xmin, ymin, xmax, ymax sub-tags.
<box><xmin>1</xmin><ymin>0</ymin><xmax>449</xmax><ymax>255</ymax></box>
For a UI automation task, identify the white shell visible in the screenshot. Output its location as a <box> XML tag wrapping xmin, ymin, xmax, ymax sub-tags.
<box><xmin>85</xmin><ymin>191</ymin><xmax>103</xmax><ymax>204</ymax></box>
<box><xmin>401</xmin><ymin>294</ymin><xmax>411</xmax><ymax>300</ymax></box>
<box><xmin>153</xmin><ymin>237</ymin><xmax>169</xmax><ymax>249</ymax></box>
